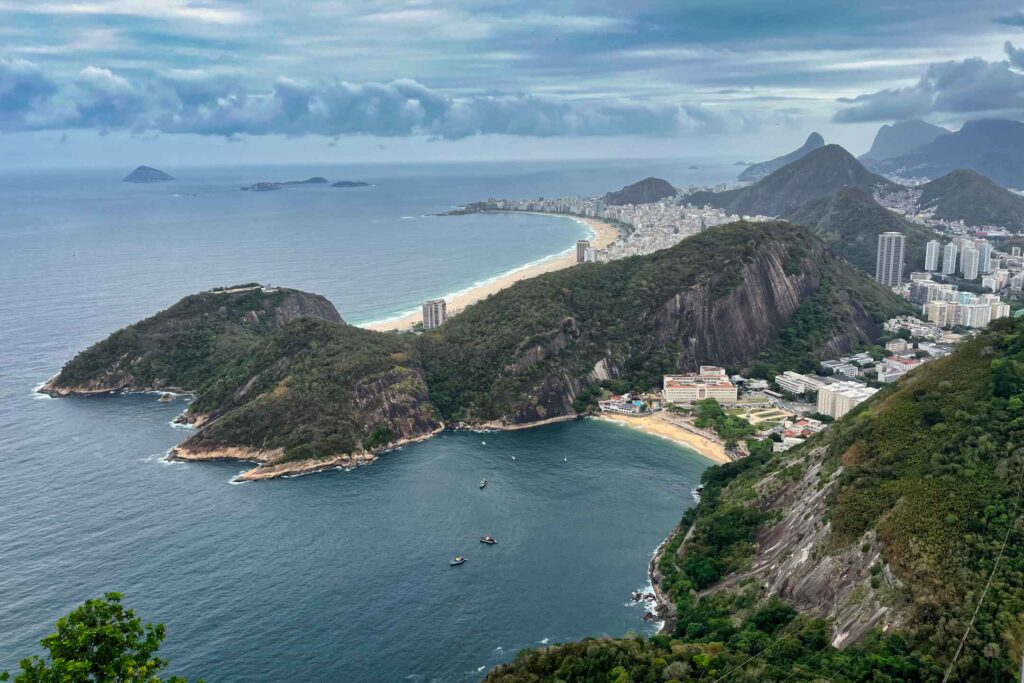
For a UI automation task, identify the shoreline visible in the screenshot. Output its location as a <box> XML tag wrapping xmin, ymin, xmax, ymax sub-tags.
<box><xmin>594</xmin><ymin>412</ymin><xmax>732</xmax><ymax>465</ymax></box>
<box><xmin>361</xmin><ymin>213</ymin><xmax>620</xmax><ymax>332</ymax></box>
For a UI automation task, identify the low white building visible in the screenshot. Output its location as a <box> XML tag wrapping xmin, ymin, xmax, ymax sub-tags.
<box><xmin>775</xmin><ymin>371</ymin><xmax>828</xmax><ymax>395</ymax></box>
<box><xmin>816</xmin><ymin>382</ymin><xmax>879</xmax><ymax>419</ymax></box>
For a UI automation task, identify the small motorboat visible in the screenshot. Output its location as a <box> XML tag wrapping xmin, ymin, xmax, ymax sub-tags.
<box><xmin>481</xmin><ymin>440</ymin><xmax>486</xmax><ymax>445</ymax></box>
<box><xmin>451</xmin><ymin>556</ymin><xmax>466</xmax><ymax>566</ymax></box>
<box><xmin>511</xmin><ymin>455</ymin><xmax>516</xmax><ymax>461</ymax></box>
<box><xmin>563</xmin><ymin>456</ymin><xmax>567</xmax><ymax>462</ymax></box>
<box><xmin>480</xmin><ymin>535</ymin><xmax>497</xmax><ymax>545</ymax></box>
<box><xmin>479</xmin><ymin>479</ymin><xmax>488</xmax><ymax>489</ymax></box>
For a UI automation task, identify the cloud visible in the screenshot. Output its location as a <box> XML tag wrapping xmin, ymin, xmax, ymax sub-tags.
<box><xmin>996</xmin><ymin>9</ymin><xmax>1024</xmax><ymax>27</ymax></box>
<box><xmin>0</xmin><ymin>60</ymin><xmax>745</xmax><ymax>139</ymax></box>
<box><xmin>0</xmin><ymin>0</ymin><xmax>247</xmax><ymax>25</ymax></box>
<box><xmin>833</xmin><ymin>43</ymin><xmax>1024</xmax><ymax>122</ymax></box>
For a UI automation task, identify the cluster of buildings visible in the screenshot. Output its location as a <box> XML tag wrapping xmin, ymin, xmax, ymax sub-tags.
<box><xmin>662</xmin><ymin>366</ymin><xmax>739</xmax><ymax>405</ymax></box>
<box><xmin>469</xmin><ymin>194</ymin><xmax>769</xmax><ymax>261</ymax></box>
<box><xmin>906</xmin><ymin>277</ymin><xmax>1011</xmax><ymax>328</ymax></box>
<box><xmin>875</xmin><ymin>186</ymin><xmax>1015</xmax><ymax>237</ymax></box>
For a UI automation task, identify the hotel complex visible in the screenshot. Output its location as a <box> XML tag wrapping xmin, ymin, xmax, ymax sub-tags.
<box><xmin>662</xmin><ymin>366</ymin><xmax>738</xmax><ymax>405</ymax></box>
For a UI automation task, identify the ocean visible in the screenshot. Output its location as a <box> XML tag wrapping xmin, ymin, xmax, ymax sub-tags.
<box><xmin>0</xmin><ymin>158</ymin><xmax>733</xmax><ymax>680</ymax></box>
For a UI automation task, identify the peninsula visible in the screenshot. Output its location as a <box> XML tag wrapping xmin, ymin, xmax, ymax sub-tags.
<box><xmin>40</xmin><ymin>222</ymin><xmax>907</xmax><ymax>481</ymax></box>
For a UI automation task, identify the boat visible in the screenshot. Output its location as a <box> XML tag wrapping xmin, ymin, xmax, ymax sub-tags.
<box><xmin>480</xmin><ymin>535</ymin><xmax>497</xmax><ymax>545</ymax></box>
<box><xmin>481</xmin><ymin>440</ymin><xmax>486</xmax><ymax>445</ymax></box>
<box><xmin>479</xmin><ymin>479</ymin><xmax>488</xmax><ymax>489</ymax></box>
<box><xmin>451</xmin><ymin>556</ymin><xmax>466</xmax><ymax>566</ymax></box>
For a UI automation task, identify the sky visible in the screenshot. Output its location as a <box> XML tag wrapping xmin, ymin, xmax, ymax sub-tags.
<box><xmin>4</xmin><ymin>0</ymin><xmax>1024</xmax><ymax>168</ymax></box>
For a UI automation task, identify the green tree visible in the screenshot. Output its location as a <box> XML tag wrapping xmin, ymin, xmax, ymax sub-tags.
<box><xmin>2</xmin><ymin>593</ymin><xmax>194</xmax><ymax>682</ymax></box>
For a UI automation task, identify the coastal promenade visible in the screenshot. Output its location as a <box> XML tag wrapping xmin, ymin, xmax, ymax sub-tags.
<box><xmin>363</xmin><ymin>215</ymin><xmax>619</xmax><ymax>332</ymax></box>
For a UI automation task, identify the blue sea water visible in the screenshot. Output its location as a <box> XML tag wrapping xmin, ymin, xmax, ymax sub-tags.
<box><xmin>0</xmin><ymin>159</ymin><xmax>732</xmax><ymax>681</ymax></box>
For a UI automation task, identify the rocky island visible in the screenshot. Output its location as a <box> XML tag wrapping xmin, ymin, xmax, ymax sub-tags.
<box><xmin>241</xmin><ymin>177</ymin><xmax>329</xmax><ymax>191</ymax></box>
<box><xmin>122</xmin><ymin>166</ymin><xmax>174</xmax><ymax>183</ymax></box>
<box><xmin>41</xmin><ymin>222</ymin><xmax>908</xmax><ymax>481</ymax></box>
<box><xmin>331</xmin><ymin>180</ymin><xmax>370</xmax><ymax>188</ymax></box>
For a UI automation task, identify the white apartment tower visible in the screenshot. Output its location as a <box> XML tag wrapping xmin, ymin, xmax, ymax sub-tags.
<box><xmin>421</xmin><ymin>298</ymin><xmax>447</xmax><ymax>330</ymax></box>
<box><xmin>974</xmin><ymin>239</ymin><xmax>993</xmax><ymax>273</ymax></box>
<box><xmin>962</xmin><ymin>247</ymin><xmax>980</xmax><ymax>280</ymax></box>
<box><xmin>924</xmin><ymin>239</ymin><xmax>941</xmax><ymax>271</ymax></box>
<box><xmin>942</xmin><ymin>242</ymin><xmax>958</xmax><ymax>275</ymax></box>
<box><xmin>875</xmin><ymin>232</ymin><xmax>905</xmax><ymax>287</ymax></box>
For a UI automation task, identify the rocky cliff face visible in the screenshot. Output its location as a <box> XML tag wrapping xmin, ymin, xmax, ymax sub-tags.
<box><xmin>428</xmin><ymin>227</ymin><xmax>891</xmax><ymax>426</ymax></box>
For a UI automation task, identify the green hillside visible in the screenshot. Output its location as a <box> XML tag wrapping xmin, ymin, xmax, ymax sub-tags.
<box><xmin>487</xmin><ymin>316</ymin><xmax>1024</xmax><ymax>682</ymax></box>
<box><xmin>785</xmin><ymin>186</ymin><xmax>938</xmax><ymax>275</ymax></box>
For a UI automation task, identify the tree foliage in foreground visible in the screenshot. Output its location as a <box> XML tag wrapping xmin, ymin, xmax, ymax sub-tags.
<box><xmin>2</xmin><ymin>593</ymin><xmax>197</xmax><ymax>683</ymax></box>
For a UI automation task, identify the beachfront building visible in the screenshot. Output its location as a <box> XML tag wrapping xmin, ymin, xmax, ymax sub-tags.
<box><xmin>576</xmin><ymin>240</ymin><xmax>591</xmax><ymax>264</ymax></box>
<box><xmin>875</xmin><ymin>232</ymin><xmax>905</xmax><ymax>287</ymax></box>
<box><xmin>663</xmin><ymin>366</ymin><xmax>737</xmax><ymax>405</ymax></box>
<box><xmin>421</xmin><ymin>298</ymin><xmax>447</xmax><ymax>330</ymax></box>
<box><xmin>816</xmin><ymin>382</ymin><xmax>879</xmax><ymax>419</ymax></box>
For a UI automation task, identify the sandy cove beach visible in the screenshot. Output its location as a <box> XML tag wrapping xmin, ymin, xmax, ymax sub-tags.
<box><xmin>363</xmin><ymin>215</ymin><xmax>619</xmax><ymax>332</ymax></box>
<box><xmin>596</xmin><ymin>412</ymin><xmax>733</xmax><ymax>465</ymax></box>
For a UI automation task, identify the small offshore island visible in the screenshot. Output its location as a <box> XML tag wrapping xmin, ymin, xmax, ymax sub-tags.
<box><xmin>40</xmin><ymin>221</ymin><xmax>905</xmax><ymax>482</ymax></box>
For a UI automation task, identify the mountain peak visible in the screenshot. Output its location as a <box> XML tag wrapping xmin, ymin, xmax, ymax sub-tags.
<box><xmin>691</xmin><ymin>144</ymin><xmax>895</xmax><ymax>217</ymax></box>
<box><xmin>737</xmin><ymin>132</ymin><xmax>826</xmax><ymax>182</ymax></box>
<box><xmin>860</xmin><ymin>120</ymin><xmax>948</xmax><ymax>161</ymax></box>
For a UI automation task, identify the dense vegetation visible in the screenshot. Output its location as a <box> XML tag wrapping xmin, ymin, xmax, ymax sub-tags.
<box><xmin>50</xmin><ymin>222</ymin><xmax>906</xmax><ymax>465</ymax></box>
<box><xmin>746</xmin><ymin>264</ymin><xmax>915</xmax><ymax>379</ymax></box>
<box><xmin>785</xmin><ymin>186</ymin><xmax>937</xmax><ymax>275</ymax></box>
<box><xmin>486</xmin><ymin>317</ymin><xmax>1024</xmax><ymax>681</ymax></box>
<box><xmin>2</xmin><ymin>593</ymin><xmax>196</xmax><ymax>682</ymax></box>
<box><xmin>48</xmin><ymin>287</ymin><xmax>438</xmax><ymax>464</ymax></box>
<box><xmin>919</xmin><ymin>169</ymin><xmax>1024</xmax><ymax>230</ymax></box>
<box><xmin>419</xmin><ymin>221</ymin><xmax>900</xmax><ymax>424</ymax></box>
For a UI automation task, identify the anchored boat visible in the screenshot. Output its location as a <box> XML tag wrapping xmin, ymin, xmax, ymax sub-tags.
<box><xmin>451</xmin><ymin>556</ymin><xmax>466</xmax><ymax>566</ymax></box>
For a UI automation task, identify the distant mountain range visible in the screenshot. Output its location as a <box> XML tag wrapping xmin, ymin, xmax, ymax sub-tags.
<box><xmin>123</xmin><ymin>166</ymin><xmax>174</xmax><ymax>183</ymax></box>
<box><xmin>867</xmin><ymin>118</ymin><xmax>1024</xmax><ymax>188</ymax></box>
<box><xmin>859</xmin><ymin>120</ymin><xmax>949</xmax><ymax>162</ymax></box>
<box><xmin>688</xmin><ymin>144</ymin><xmax>896</xmax><ymax>217</ymax></box>
<box><xmin>603</xmin><ymin>177</ymin><xmax>676</xmax><ymax>205</ymax></box>
<box><xmin>785</xmin><ymin>187</ymin><xmax>937</xmax><ymax>274</ymax></box>
<box><xmin>737</xmin><ymin>132</ymin><xmax>824</xmax><ymax>182</ymax></box>
<box><xmin>918</xmin><ymin>169</ymin><xmax>1024</xmax><ymax>231</ymax></box>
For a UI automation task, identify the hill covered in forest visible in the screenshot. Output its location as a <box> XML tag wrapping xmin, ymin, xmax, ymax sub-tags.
<box><xmin>42</xmin><ymin>222</ymin><xmax>908</xmax><ymax>479</ymax></box>
<box><xmin>687</xmin><ymin>145</ymin><xmax>897</xmax><ymax>218</ymax></box>
<box><xmin>785</xmin><ymin>186</ymin><xmax>938</xmax><ymax>275</ymax></box>
<box><xmin>487</xmin><ymin>316</ymin><xmax>1024</xmax><ymax>682</ymax></box>
<box><xmin>919</xmin><ymin>169</ymin><xmax>1024</xmax><ymax>231</ymax></box>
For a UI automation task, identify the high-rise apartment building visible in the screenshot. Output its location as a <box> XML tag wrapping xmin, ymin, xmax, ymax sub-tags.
<box><xmin>962</xmin><ymin>247</ymin><xmax>980</xmax><ymax>280</ymax></box>
<box><xmin>942</xmin><ymin>242</ymin><xmax>958</xmax><ymax>275</ymax></box>
<box><xmin>924</xmin><ymin>239</ymin><xmax>941</xmax><ymax>271</ymax></box>
<box><xmin>875</xmin><ymin>232</ymin><xmax>905</xmax><ymax>287</ymax></box>
<box><xmin>421</xmin><ymin>298</ymin><xmax>447</xmax><ymax>330</ymax></box>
